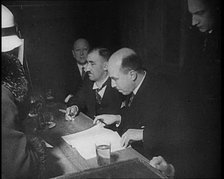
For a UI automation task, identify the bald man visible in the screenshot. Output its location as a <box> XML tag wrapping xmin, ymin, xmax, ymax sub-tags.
<box><xmin>64</xmin><ymin>38</ymin><xmax>90</xmax><ymax>103</ymax></box>
<box><xmin>94</xmin><ymin>48</ymin><xmax>179</xmax><ymax>166</ymax></box>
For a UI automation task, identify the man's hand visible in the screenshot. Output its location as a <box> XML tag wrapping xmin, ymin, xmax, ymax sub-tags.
<box><xmin>121</xmin><ymin>129</ymin><xmax>143</xmax><ymax>147</ymax></box>
<box><xmin>65</xmin><ymin>105</ymin><xmax>78</xmax><ymax>121</ymax></box>
<box><xmin>149</xmin><ymin>156</ymin><xmax>175</xmax><ymax>178</ymax></box>
<box><xmin>93</xmin><ymin>114</ymin><xmax>121</xmax><ymax>125</ymax></box>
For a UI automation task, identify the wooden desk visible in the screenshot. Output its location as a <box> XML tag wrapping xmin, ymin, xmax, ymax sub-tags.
<box><xmin>24</xmin><ymin>103</ymin><xmax>166</xmax><ymax>178</ymax></box>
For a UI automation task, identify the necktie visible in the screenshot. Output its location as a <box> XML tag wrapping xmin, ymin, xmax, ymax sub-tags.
<box><xmin>95</xmin><ymin>88</ymin><xmax>102</xmax><ymax>105</ymax></box>
<box><xmin>127</xmin><ymin>92</ymin><xmax>135</xmax><ymax>107</ymax></box>
<box><xmin>95</xmin><ymin>80</ymin><xmax>108</xmax><ymax>105</ymax></box>
<box><xmin>81</xmin><ymin>66</ymin><xmax>86</xmax><ymax>80</ymax></box>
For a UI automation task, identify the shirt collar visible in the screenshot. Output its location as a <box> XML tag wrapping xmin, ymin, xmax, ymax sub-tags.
<box><xmin>77</xmin><ymin>63</ymin><xmax>87</xmax><ymax>69</ymax></box>
<box><xmin>92</xmin><ymin>75</ymin><xmax>109</xmax><ymax>90</ymax></box>
<box><xmin>133</xmin><ymin>71</ymin><xmax>146</xmax><ymax>95</ymax></box>
<box><xmin>208</xmin><ymin>29</ymin><xmax>213</xmax><ymax>34</ymax></box>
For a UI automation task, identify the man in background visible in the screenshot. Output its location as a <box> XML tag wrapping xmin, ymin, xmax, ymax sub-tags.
<box><xmin>148</xmin><ymin>1</ymin><xmax>221</xmax><ymax>177</ymax></box>
<box><xmin>66</xmin><ymin>48</ymin><xmax>123</xmax><ymax>124</ymax></box>
<box><xmin>187</xmin><ymin>0</ymin><xmax>221</xmax><ymax>99</ymax></box>
<box><xmin>64</xmin><ymin>38</ymin><xmax>90</xmax><ymax>103</ymax></box>
<box><xmin>174</xmin><ymin>0</ymin><xmax>221</xmax><ymax>177</ymax></box>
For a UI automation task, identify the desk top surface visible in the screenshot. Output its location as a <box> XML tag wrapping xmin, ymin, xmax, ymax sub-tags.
<box><xmin>24</xmin><ymin>102</ymin><xmax>166</xmax><ymax>179</ymax></box>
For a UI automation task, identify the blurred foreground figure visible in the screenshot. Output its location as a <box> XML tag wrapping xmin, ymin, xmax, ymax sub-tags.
<box><xmin>1</xmin><ymin>4</ymin><xmax>46</xmax><ymax>179</ymax></box>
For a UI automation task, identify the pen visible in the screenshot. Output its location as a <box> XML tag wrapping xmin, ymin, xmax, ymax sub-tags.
<box><xmin>97</xmin><ymin>118</ymin><xmax>107</xmax><ymax>126</ymax></box>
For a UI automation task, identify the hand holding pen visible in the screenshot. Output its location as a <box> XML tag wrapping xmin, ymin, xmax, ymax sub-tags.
<box><xmin>93</xmin><ymin>114</ymin><xmax>121</xmax><ymax>126</ymax></box>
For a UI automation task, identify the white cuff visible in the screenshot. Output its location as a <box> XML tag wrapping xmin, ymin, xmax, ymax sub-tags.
<box><xmin>64</xmin><ymin>94</ymin><xmax>74</xmax><ymax>103</ymax></box>
<box><xmin>115</xmin><ymin>115</ymin><xmax>122</xmax><ymax>127</ymax></box>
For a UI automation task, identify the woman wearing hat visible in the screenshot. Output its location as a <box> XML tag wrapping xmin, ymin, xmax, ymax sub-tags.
<box><xmin>1</xmin><ymin>5</ymin><xmax>46</xmax><ymax>179</ymax></box>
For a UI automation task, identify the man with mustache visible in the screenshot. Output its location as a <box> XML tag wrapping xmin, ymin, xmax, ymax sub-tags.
<box><xmin>66</xmin><ymin>48</ymin><xmax>123</xmax><ymax>125</ymax></box>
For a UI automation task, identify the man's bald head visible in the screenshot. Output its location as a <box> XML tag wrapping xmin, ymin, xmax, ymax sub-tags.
<box><xmin>108</xmin><ymin>48</ymin><xmax>143</xmax><ymax>95</ymax></box>
<box><xmin>108</xmin><ymin>48</ymin><xmax>136</xmax><ymax>73</ymax></box>
<box><xmin>108</xmin><ymin>48</ymin><xmax>142</xmax><ymax>74</ymax></box>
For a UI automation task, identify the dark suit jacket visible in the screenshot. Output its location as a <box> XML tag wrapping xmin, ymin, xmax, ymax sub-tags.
<box><xmin>119</xmin><ymin>70</ymin><xmax>220</xmax><ymax>178</ymax></box>
<box><xmin>58</xmin><ymin>57</ymin><xmax>89</xmax><ymax>102</ymax></box>
<box><xmin>65</xmin><ymin>61</ymin><xmax>89</xmax><ymax>95</ymax></box>
<box><xmin>119</xmin><ymin>72</ymin><xmax>177</xmax><ymax>132</ymax></box>
<box><xmin>118</xmin><ymin>72</ymin><xmax>180</xmax><ymax>167</ymax></box>
<box><xmin>67</xmin><ymin>77</ymin><xmax>124</xmax><ymax>119</ymax></box>
<box><xmin>176</xmin><ymin>27</ymin><xmax>221</xmax><ymax>178</ymax></box>
<box><xmin>1</xmin><ymin>86</ymin><xmax>43</xmax><ymax>179</ymax></box>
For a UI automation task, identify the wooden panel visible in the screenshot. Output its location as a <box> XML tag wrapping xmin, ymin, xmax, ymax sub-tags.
<box><xmin>3</xmin><ymin>1</ymin><xmax>120</xmax><ymax>96</ymax></box>
<box><xmin>52</xmin><ymin>158</ymin><xmax>166</xmax><ymax>179</ymax></box>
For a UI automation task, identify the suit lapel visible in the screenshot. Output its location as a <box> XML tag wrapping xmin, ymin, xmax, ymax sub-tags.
<box><xmin>74</xmin><ymin>63</ymin><xmax>82</xmax><ymax>80</ymax></box>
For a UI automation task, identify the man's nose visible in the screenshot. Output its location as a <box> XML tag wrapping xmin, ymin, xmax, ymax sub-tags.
<box><xmin>111</xmin><ymin>79</ymin><xmax>116</xmax><ymax>88</ymax></box>
<box><xmin>192</xmin><ymin>15</ymin><xmax>199</xmax><ymax>26</ymax></box>
<box><xmin>86</xmin><ymin>63</ymin><xmax>90</xmax><ymax>71</ymax></box>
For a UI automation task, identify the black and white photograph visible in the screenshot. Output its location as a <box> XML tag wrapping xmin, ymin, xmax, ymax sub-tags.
<box><xmin>1</xmin><ymin>0</ymin><xmax>221</xmax><ymax>178</ymax></box>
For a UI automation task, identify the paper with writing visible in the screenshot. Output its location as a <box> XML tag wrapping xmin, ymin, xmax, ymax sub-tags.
<box><xmin>62</xmin><ymin>125</ymin><xmax>125</xmax><ymax>160</ymax></box>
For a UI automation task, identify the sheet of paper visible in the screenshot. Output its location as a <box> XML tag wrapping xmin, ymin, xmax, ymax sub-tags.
<box><xmin>62</xmin><ymin>125</ymin><xmax>125</xmax><ymax>159</ymax></box>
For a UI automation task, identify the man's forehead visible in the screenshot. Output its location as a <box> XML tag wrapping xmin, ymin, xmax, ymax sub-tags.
<box><xmin>188</xmin><ymin>0</ymin><xmax>206</xmax><ymax>13</ymax></box>
<box><xmin>74</xmin><ymin>39</ymin><xmax>89</xmax><ymax>49</ymax></box>
<box><xmin>87</xmin><ymin>51</ymin><xmax>102</xmax><ymax>62</ymax></box>
<box><xmin>108</xmin><ymin>59</ymin><xmax>120</xmax><ymax>77</ymax></box>
<box><xmin>88</xmin><ymin>51</ymin><xmax>97</xmax><ymax>59</ymax></box>
<box><xmin>108</xmin><ymin>57</ymin><xmax>120</xmax><ymax>71</ymax></box>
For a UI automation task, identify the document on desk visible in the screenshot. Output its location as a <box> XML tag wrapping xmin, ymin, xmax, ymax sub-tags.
<box><xmin>62</xmin><ymin>125</ymin><xmax>125</xmax><ymax>160</ymax></box>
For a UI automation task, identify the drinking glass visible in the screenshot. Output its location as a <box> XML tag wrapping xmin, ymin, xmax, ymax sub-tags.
<box><xmin>95</xmin><ymin>141</ymin><xmax>111</xmax><ymax>166</ymax></box>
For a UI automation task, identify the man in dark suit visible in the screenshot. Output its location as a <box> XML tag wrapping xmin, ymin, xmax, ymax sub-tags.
<box><xmin>65</xmin><ymin>48</ymin><xmax>123</xmax><ymax>121</ymax></box>
<box><xmin>149</xmin><ymin>1</ymin><xmax>221</xmax><ymax>177</ymax></box>
<box><xmin>93</xmin><ymin>48</ymin><xmax>178</xmax><ymax>173</ymax></box>
<box><xmin>64</xmin><ymin>38</ymin><xmax>90</xmax><ymax>103</ymax></box>
<box><xmin>170</xmin><ymin>0</ymin><xmax>221</xmax><ymax>177</ymax></box>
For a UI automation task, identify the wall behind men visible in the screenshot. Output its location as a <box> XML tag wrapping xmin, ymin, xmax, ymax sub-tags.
<box><xmin>117</xmin><ymin>0</ymin><xmax>188</xmax><ymax>75</ymax></box>
<box><xmin>3</xmin><ymin>0</ymin><xmax>186</xmax><ymax>98</ymax></box>
<box><xmin>3</xmin><ymin>1</ymin><xmax>121</xmax><ymax>98</ymax></box>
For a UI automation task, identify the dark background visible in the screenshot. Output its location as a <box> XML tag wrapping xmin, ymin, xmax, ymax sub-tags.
<box><xmin>3</xmin><ymin>0</ymin><xmax>190</xmax><ymax>97</ymax></box>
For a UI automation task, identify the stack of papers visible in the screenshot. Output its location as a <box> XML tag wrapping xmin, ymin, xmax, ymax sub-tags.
<box><xmin>62</xmin><ymin>125</ymin><xmax>125</xmax><ymax>160</ymax></box>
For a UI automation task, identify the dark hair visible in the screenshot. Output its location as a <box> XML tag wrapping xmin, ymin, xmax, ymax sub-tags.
<box><xmin>202</xmin><ymin>0</ymin><xmax>220</xmax><ymax>9</ymax></box>
<box><xmin>120</xmin><ymin>53</ymin><xmax>143</xmax><ymax>74</ymax></box>
<box><xmin>203</xmin><ymin>0</ymin><xmax>221</xmax><ymax>26</ymax></box>
<box><xmin>89</xmin><ymin>47</ymin><xmax>111</xmax><ymax>61</ymax></box>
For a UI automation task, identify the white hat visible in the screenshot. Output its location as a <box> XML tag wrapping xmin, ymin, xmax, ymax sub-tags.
<box><xmin>1</xmin><ymin>4</ymin><xmax>22</xmax><ymax>52</ymax></box>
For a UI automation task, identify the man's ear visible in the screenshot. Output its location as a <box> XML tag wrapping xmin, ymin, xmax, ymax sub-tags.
<box><xmin>103</xmin><ymin>62</ymin><xmax>108</xmax><ymax>70</ymax></box>
<box><xmin>129</xmin><ymin>70</ymin><xmax>137</xmax><ymax>81</ymax></box>
<box><xmin>72</xmin><ymin>50</ymin><xmax>75</xmax><ymax>57</ymax></box>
